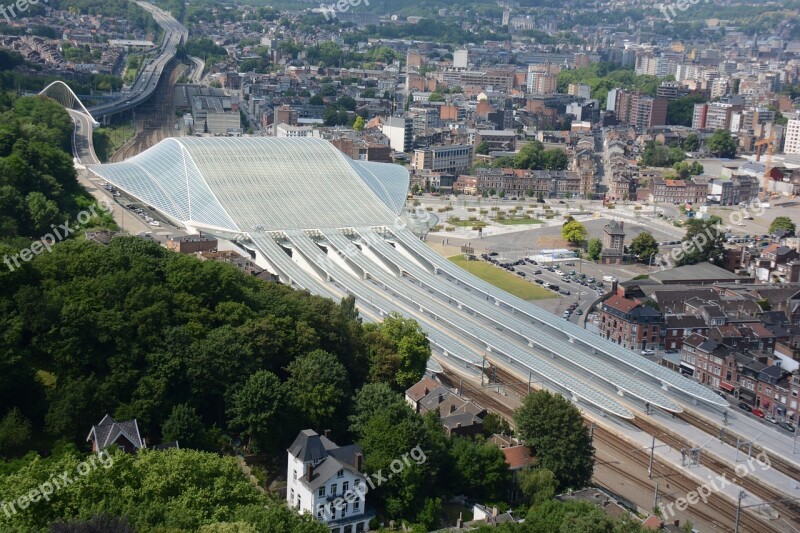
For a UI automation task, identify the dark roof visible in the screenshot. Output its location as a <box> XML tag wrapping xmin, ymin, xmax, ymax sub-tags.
<box><xmin>287</xmin><ymin>429</ymin><xmax>338</xmax><ymax>462</ymax></box>
<box><xmin>441</xmin><ymin>412</ymin><xmax>483</xmax><ymax>430</ymax></box>
<box><xmin>664</xmin><ymin>314</ymin><xmax>707</xmax><ymax>329</ymax></box>
<box><xmin>760</xmin><ymin>365</ymin><xmax>785</xmax><ymax>379</ymax></box>
<box><xmin>302</xmin><ymin>455</ymin><xmax>361</xmax><ymax>490</ymax></box>
<box><xmin>406</xmin><ymin>376</ymin><xmax>441</xmax><ymax>403</ymax></box>
<box><xmin>604</xmin><ymin>221</ymin><xmax>625</xmax><ymax>235</ymax></box>
<box><xmin>87</xmin><ymin>414</ymin><xmax>144</xmax><ymax>451</ymax></box>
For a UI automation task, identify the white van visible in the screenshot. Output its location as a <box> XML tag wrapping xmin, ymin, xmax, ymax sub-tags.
<box><xmin>603</xmin><ymin>275</ymin><xmax>617</xmax><ymax>283</ymax></box>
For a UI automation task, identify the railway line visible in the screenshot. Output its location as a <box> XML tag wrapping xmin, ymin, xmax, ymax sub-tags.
<box><xmin>112</xmin><ymin>61</ymin><xmax>183</xmax><ymax>162</ymax></box>
<box><xmin>439</xmin><ymin>363</ymin><xmax>798</xmax><ymax>532</ymax></box>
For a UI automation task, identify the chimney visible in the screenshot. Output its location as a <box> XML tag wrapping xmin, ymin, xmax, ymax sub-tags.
<box><xmin>424</xmin><ymin>387</ymin><xmax>429</xmax><ymax>395</ymax></box>
<box><xmin>307</xmin><ymin>463</ymin><xmax>314</xmax><ymax>482</ymax></box>
<box><xmin>673</xmin><ymin>520</ymin><xmax>680</xmax><ymax>527</ymax></box>
<box><xmin>450</xmin><ymin>404</ymin><xmax>456</xmax><ymax>413</ymax></box>
<box><xmin>492</xmin><ymin>507</ymin><xmax>498</xmax><ymax>518</ymax></box>
<box><xmin>438</xmin><ymin>393</ymin><xmax>444</xmax><ymax>403</ymax></box>
<box><xmin>324</xmin><ymin>429</ymin><xmax>331</xmax><ymax>440</ymax></box>
<box><xmin>456</xmin><ymin>422</ymin><xmax>462</xmax><ymax>428</ymax></box>
<box><xmin>355</xmin><ymin>452</ymin><xmax>363</xmax><ymax>472</ymax></box>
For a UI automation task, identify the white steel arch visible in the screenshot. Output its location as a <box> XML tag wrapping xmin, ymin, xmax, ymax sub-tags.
<box><xmin>39</xmin><ymin>81</ymin><xmax>98</xmax><ymax>125</ymax></box>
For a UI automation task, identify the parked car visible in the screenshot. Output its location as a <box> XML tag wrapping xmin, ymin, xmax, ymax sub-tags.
<box><xmin>778</xmin><ymin>421</ymin><xmax>796</xmax><ymax>433</ymax></box>
<box><xmin>559</xmin><ymin>289</ymin><xmax>571</xmax><ymax>295</ymax></box>
<box><xmin>738</xmin><ymin>402</ymin><xmax>752</xmax><ymax>412</ymax></box>
<box><xmin>534</xmin><ymin>279</ymin><xmax>544</xmax><ymax>284</ymax></box>
<box><xmin>533</xmin><ymin>270</ymin><xmax>542</xmax><ymax>275</ymax></box>
<box><xmin>751</xmin><ymin>408</ymin><xmax>765</xmax><ymax>418</ymax></box>
<box><xmin>576</xmin><ymin>309</ymin><xmax>583</xmax><ymax>315</ymax></box>
<box><xmin>641</xmin><ymin>349</ymin><xmax>655</xmax><ymax>356</ymax></box>
<box><xmin>517</xmin><ymin>271</ymin><xmax>526</xmax><ymax>277</ymax></box>
<box><xmin>764</xmin><ymin>415</ymin><xmax>778</xmax><ymax>424</ymax></box>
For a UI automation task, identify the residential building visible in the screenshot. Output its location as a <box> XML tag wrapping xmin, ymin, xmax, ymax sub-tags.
<box><xmin>381</xmin><ymin>117</ymin><xmax>412</xmax><ymax>153</ymax></box>
<box><xmin>598</xmin><ymin>295</ymin><xmax>663</xmax><ymax>350</ymax></box>
<box><xmin>785</xmin><ymin>119</ymin><xmax>800</xmax><ymax>155</ymax></box>
<box><xmin>286</xmin><ymin>429</ymin><xmax>374</xmax><ymax>533</ymax></box>
<box><xmin>647</xmin><ymin>177</ymin><xmax>707</xmax><ymax>204</ymax></box>
<box><xmin>87</xmin><ymin>414</ymin><xmax>144</xmax><ymax>454</ymax></box>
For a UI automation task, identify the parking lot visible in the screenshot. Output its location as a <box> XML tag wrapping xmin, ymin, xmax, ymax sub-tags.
<box><xmin>476</xmin><ymin>252</ymin><xmax>609</xmax><ymax>323</ymax></box>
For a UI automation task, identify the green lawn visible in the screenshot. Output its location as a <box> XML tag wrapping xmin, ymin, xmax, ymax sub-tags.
<box><xmin>449</xmin><ymin>255</ymin><xmax>555</xmax><ymax>300</ymax></box>
<box><xmin>448</xmin><ymin>218</ymin><xmax>486</xmax><ymax>228</ymax></box>
<box><xmin>497</xmin><ymin>218</ymin><xmax>543</xmax><ymax>225</ymax></box>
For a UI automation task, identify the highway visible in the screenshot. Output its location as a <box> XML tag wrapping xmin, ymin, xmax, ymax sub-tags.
<box><xmin>89</xmin><ymin>1</ymin><xmax>187</xmax><ymax>119</ymax></box>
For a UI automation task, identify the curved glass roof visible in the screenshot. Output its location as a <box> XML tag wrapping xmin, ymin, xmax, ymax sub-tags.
<box><xmin>88</xmin><ymin>137</ymin><xmax>408</xmax><ymax>232</ymax></box>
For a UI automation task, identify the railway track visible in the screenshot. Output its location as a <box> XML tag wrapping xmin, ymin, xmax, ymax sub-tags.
<box><xmin>676</xmin><ymin>409</ymin><xmax>800</xmax><ymax>481</ymax></box>
<box><xmin>112</xmin><ymin>60</ymin><xmax>183</xmax><ymax>162</ymax></box>
<box><xmin>440</xmin><ymin>363</ymin><xmax>796</xmax><ymax>532</ymax></box>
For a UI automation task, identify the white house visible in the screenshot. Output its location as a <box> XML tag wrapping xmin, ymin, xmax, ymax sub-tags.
<box><xmin>287</xmin><ymin>429</ymin><xmax>374</xmax><ymax>533</ymax></box>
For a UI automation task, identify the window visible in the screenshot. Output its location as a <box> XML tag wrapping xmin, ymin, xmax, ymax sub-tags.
<box><xmin>290</xmin><ymin>489</ymin><xmax>294</xmax><ymax>501</ymax></box>
<box><xmin>343</xmin><ymin>481</ymin><xmax>349</xmax><ymax>493</ymax></box>
<box><xmin>337</xmin><ymin>469</ymin><xmax>344</xmax><ymax>478</ymax></box>
<box><xmin>331</xmin><ymin>483</ymin><xmax>337</xmax><ymax>495</ymax></box>
<box><xmin>293</xmin><ymin>470</ymin><xmax>297</xmax><ymax>481</ymax></box>
<box><xmin>318</xmin><ymin>486</ymin><xmax>326</xmax><ymax>497</ymax></box>
<box><xmin>317</xmin><ymin>505</ymin><xmax>324</xmax><ymax>518</ymax></box>
<box><xmin>354</xmin><ymin>500</ymin><xmax>360</xmax><ymax>512</ymax></box>
<box><xmin>331</xmin><ymin>507</ymin><xmax>336</xmax><ymax>520</ymax></box>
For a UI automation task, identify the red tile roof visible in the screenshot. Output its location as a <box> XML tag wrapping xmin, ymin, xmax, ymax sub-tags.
<box><xmin>501</xmin><ymin>445</ymin><xmax>534</xmax><ymax>470</ymax></box>
<box><xmin>604</xmin><ymin>296</ymin><xmax>640</xmax><ymax>313</ymax></box>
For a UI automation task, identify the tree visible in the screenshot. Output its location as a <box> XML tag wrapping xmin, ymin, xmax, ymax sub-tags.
<box><xmin>587</xmin><ymin>238</ymin><xmax>602</xmax><ymax>261</ymax></box>
<box><xmin>769</xmin><ymin>216</ymin><xmax>796</xmax><ymax>235</ymax></box>
<box><xmin>285</xmin><ymin>349</ymin><xmax>351</xmax><ymax>431</ymax></box>
<box><xmin>482</xmin><ymin>412</ymin><xmax>513</xmax><ymax>438</ymax></box>
<box><xmin>227</xmin><ymin>370</ymin><xmax>285</xmax><ymax>453</ymax></box>
<box><xmin>0</xmin><ymin>447</ymin><xmax>319</xmax><ymax>532</ymax></box>
<box><xmin>518</xmin><ymin>467</ymin><xmax>557</xmax><ymax>507</ymax></box>
<box><xmin>561</xmin><ymin>220</ymin><xmax>587</xmax><ymax>246</ymax></box>
<box><xmin>666</xmin><ymin>95</ymin><xmax>706</xmax><ymax>126</ymax></box>
<box><xmin>448</xmin><ymin>437</ymin><xmax>511</xmax><ymax>501</ymax></box>
<box><xmin>683</xmin><ymin>133</ymin><xmax>700</xmax><ymax>152</ymax></box>
<box><xmin>358</xmin><ymin>402</ymin><xmax>438</xmax><ymax>520</ymax></box>
<box><xmin>629</xmin><ymin>232</ymin><xmax>659</xmax><ymax>262</ymax></box>
<box><xmin>363</xmin><ymin>314</ymin><xmax>430</xmax><ymax>391</ymax></box>
<box><xmin>514</xmin><ymin>390</ymin><xmax>594</xmax><ymax>490</ymax></box>
<box><xmin>348</xmin><ymin>382</ymin><xmax>406</xmax><ymax>438</ymax></box>
<box><xmin>639</xmin><ymin>141</ymin><xmax>685</xmax><ymax>167</ymax></box>
<box><xmin>676</xmin><ymin>218</ymin><xmax>726</xmax><ymax>266</ymax></box>
<box><xmin>706</xmin><ymin>129</ymin><xmax>737</xmax><ymax>158</ymax></box>
<box><xmin>541</xmin><ymin>148</ymin><xmax>569</xmax><ymax>170</ymax></box>
<box><xmin>162</xmin><ymin>403</ymin><xmax>208</xmax><ymax>450</ymax></box>
<box><xmin>475</xmin><ymin>140</ymin><xmax>490</xmax><ymax>155</ymax></box>
<box><xmin>0</xmin><ymin>408</ymin><xmax>31</xmax><ymax>457</ymax></box>
<box><xmin>352</xmin><ymin>115</ymin><xmax>365</xmax><ymax>131</ymax></box>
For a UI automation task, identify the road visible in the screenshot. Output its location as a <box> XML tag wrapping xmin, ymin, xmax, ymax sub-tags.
<box><xmin>90</xmin><ymin>1</ymin><xmax>187</xmax><ymax>119</ymax></box>
<box><xmin>187</xmin><ymin>55</ymin><xmax>205</xmax><ymax>84</ymax></box>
